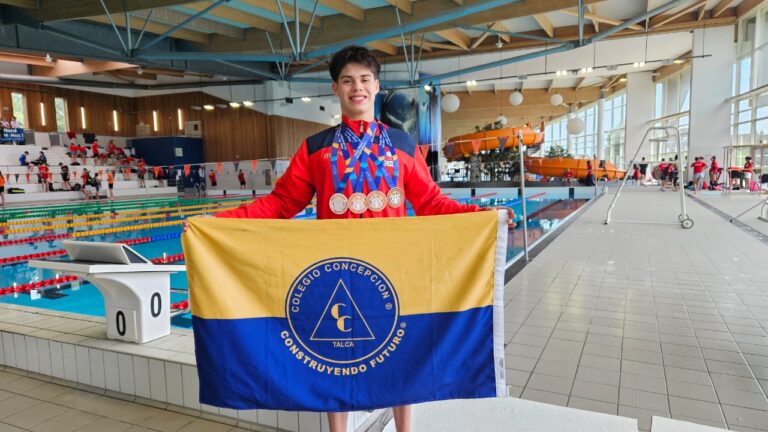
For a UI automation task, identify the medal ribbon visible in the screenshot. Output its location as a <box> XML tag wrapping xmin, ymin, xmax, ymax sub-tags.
<box><xmin>331</xmin><ymin>123</ymin><xmax>376</xmax><ymax>194</ymax></box>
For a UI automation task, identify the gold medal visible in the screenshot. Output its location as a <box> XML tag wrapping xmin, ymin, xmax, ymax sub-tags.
<box><xmin>329</xmin><ymin>193</ymin><xmax>348</xmax><ymax>215</ymax></box>
<box><xmin>366</xmin><ymin>190</ymin><xmax>387</xmax><ymax>212</ymax></box>
<box><xmin>348</xmin><ymin>192</ymin><xmax>368</xmax><ymax>214</ymax></box>
<box><xmin>386</xmin><ymin>187</ymin><xmax>404</xmax><ymax>208</ymax></box>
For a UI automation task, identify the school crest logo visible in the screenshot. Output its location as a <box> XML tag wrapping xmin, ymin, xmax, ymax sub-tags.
<box><xmin>284</xmin><ymin>258</ymin><xmax>403</xmax><ymax>369</ymax></box>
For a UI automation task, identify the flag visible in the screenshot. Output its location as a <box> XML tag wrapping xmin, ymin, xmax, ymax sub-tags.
<box><xmin>498</xmin><ymin>136</ymin><xmax>508</xmax><ymax>150</ymax></box>
<box><xmin>471</xmin><ymin>139</ymin><xmax>482</xmax><ymax>154</ymax></box>
<box><xmin>250</xmin><ymin>159</ymin><xmax>258</xmax><ymax>171</ymax></box>
<box><xmin>183</xmin><ymin>165</ymin><xmax>190</xmax><ymax>176</ymax></box>
<box><xmin>183</xmin><ymin>212</ymin><xmax>508</xmax><ymax>412</ymax></box>
<box><xmin>216</xmin><ymin>162</ymin><xmax>222</xmax><ymax>173</ymax></box>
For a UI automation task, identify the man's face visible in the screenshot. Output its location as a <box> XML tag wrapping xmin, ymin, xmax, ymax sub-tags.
<box><xmin>332</xmin><ymin>62</ymin><xmax>379</xmax><ymax>120</ymax></box>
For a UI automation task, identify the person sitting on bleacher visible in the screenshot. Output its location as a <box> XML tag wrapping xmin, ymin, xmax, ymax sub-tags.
<box><xmin>18</xmin><ymin>151</ymin><xmax>29</xmax><ymax>166</ymax></box>
<box><xmin>31</xmin><ymin>151</ymin><xmax>47</xmax><ymax>166</ymax></box>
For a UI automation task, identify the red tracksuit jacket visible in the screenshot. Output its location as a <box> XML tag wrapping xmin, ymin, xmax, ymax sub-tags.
<box><xmin>215</xmin><ymin>118</ymin><xmax>480</xmax><ymax>219</ymax></box>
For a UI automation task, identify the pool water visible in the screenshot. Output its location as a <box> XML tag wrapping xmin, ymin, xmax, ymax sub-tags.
<box><xmin>0</xmin><ymin>194</ymin><xmax>588</xmax><ymax>328</ymax></box>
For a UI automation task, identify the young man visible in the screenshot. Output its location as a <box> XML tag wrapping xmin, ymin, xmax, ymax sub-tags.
<box><xmin>237</xmin><ymin>169</ymin><xmax>246</xmax><ymax>189</ymax></box>
<box><xmin>208</xmin><ymin>169</ymin><xmax>217</xmax><ymax>188</ymax></box>
<box><xmin>658</xmin><ymin>159</ymin><xmax>668</xmax><ymax>190</ymax></box>
<box><xmin>59</xmin><ymin>163</ymin><xmax>71</xmax><ymax>191</ymax></box>
<box><xmin>185</xmin><ymin>46</ymin><xmax>514</xmax><ymax>432</ymax></box>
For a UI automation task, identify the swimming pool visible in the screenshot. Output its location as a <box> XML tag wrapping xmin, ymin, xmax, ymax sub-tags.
<box><xmin>0</xmin><ymin>192</ymin><xmax>589</xmax><ymax>328</ymax></box>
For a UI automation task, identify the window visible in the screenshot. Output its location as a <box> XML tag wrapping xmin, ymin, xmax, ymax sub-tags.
<box><xmin>152</xmin><ymin>110</ymin><xmax>159</xmax><ymax>132</ymax></box>
<box><xmin>177</xmin><ymin>108</ymin><xmax>183</xmax><ymax>130</ymax></box>
<box><xmin>112</xmin><ymin>110</ymin><xmax>119</xmax><ymax>132</ymax></box>
<box><xmin>655</xmin><ymin>83</ymin><xmax>664</xmax><ymax>118</ymax></box>
<box><xmin>39</xmin><ymin>102</ymin><xmax>46</xmax><ymax>127</ymax></box>
<box><xmin>10</xmin><ymin>92</ymin><xmax>26</xmax><ymax>127</ymax></box>
<box><xmin>54</xmin><ymin>97</ymin><xmax>68</xmax><ymax>133</ymax></box>
<box><xmin>80</xmin><ymin>106</ymin><xmax>86</xmax><ymax>129</ymax></box>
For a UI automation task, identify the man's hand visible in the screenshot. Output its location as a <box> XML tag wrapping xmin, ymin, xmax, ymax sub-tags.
<box><xmin>483</xmin><ymin>206</ymin><xmax>516</xmax><ymax>228</ymax></box>
<box><xmin>182</xmin><ymin>219</ymin><xmax>189</xmax><ymax>233</ymax></box>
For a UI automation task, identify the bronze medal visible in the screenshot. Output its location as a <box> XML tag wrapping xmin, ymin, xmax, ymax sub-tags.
<box><xmin>329</xmin><ymin>193</ymin><xmax>348</xmax><ymax>215</ymax></box>
<box><xmin>386</xmin><ymin>187</ymin><xmax>404</xmax><ymax>208</ymax></box>
<box><xmin>366</xmin><ymin>190</ymin><xmax>387</xmax><ymax>212</ymax></box>
<box><xmin>348</xmin><ymin>192</ymin><xmax>368</xmax><ymax>214</ymax></box>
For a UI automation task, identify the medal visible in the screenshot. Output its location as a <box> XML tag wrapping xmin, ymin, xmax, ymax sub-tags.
<box><xmin>366</xmin><ymin>190</ymin><xmax>387</xmax><ymax>212</ymax></box>
<box><xmin>329</xmin><ymin>193</ymin><xmax>348</xmax><ymax>215</ymax></box>
<box><xmin>348</xmin><ymin>192</ymin><xmax>368</xmax><ymax>214</ymax></box>
<box><xmin>387</xmin><ymin>187</ymin><xmax>404</xmax><ymax>208</ymax></box>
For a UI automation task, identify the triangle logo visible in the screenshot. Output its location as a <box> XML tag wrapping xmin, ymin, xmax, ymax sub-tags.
<box><xmin>310</xmin><ymin>279</ymin><xmax>375</xmax><ymax>342</ymax></box>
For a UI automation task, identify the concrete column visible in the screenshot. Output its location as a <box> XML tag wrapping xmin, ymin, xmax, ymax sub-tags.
<box><xmin>597</xmin><ymin>92</ymin><xmax>605</xmax><ymax>160</ymax></box>
<box><xmin>566</xmin><ymin>114</ymin><xmax>574</xmax><ymax>155</ymax></box>
<box><xmin>689</xmin><ymin>25</ymin><xmax>735</xmax><ymax>174</ymax></box>
<box><xmin>624</xmin><ymin>71</ymin><xmax>655</xmax><ymax>166</ymax></box>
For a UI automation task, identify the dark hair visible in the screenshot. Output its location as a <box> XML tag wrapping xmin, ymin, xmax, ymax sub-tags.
<box><xmin>329</xmin><ymin>46</ymin><xmax>381</xmax><ymax>82</ymax></box>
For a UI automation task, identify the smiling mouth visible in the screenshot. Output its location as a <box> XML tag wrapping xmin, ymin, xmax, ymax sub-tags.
<box><xmin>349</xmin><ymin>95</ymin><xmax>367</xmax><ymax>102</ymax></box>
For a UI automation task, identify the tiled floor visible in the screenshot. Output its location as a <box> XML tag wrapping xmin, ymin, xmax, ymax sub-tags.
<box><xmin>0</xmin><ymin>369</ymin><xmax>248</xmax><ymax>432</ymax></box>
<box><xmin>503</xmin><ymin>187</ymin><xmax>768</xmax><ymax>432</ymax></box>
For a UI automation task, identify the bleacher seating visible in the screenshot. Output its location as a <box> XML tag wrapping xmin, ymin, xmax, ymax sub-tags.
<box><xmin>0</xmin><ymin>144</ymin><xmax>177</xmax><ymax>203</ymax></box>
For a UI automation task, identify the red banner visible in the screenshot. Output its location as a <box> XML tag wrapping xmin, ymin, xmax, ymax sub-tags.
<box><xmin>216</xmin><ymin>162</ymin><xmax>222</xmax><ymax>173</ymax></box>
<box><xmin>183</xmin><ymin>165</ymin><xmax>191</xmax><ymax>176</ymax></box>
<box><xmin>250</xmin><ymin>159</ymin><xmax>258</xmax><ymax>171</ymax></box>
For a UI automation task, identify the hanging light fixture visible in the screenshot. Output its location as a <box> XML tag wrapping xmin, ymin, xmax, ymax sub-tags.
<box><xmin>496</xmin><ymin>114</ymin><xmax>508</xmax><ymax>126</ymax></box>
<box><xmin>550</xmin><ymin>93</ymin><xmax>563</xmax><ymax>106</ymax></box>
<box><xmin>509</xmin><ymin>90</ymin><xmax>523</xmax><ymax>106</ymax></box>
<box><xmin>441</xmin><ymin>94</ymin><xmax>460</xmax><ymax>112</ymax></box>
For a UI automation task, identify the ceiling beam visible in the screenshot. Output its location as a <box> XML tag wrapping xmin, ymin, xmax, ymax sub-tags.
<box><xmin>489</xmin><ymin>22</ymin><xmax>511</xmax><ymax>42</ymax></box>
<box><xmin>713</xmin><ymin>0</ymin><xmax>739</xmax><ymax>17</ymax></box>
<box><xmin>586</xmin><ymin>4</ymin><xmax>598</xmax><ymax>32</ymax></box>
<box><xmin>650</xmin><ymin>0</ymin><xmax>707</xmax><ymax>28</ymax></box>
<box><xmin>386</xmin><ymin>0</ymin><xmax>411</xmax><ymax>14</ymax></box>
<box><xmin>737</xmin><ymin>0</ymin><xmax>760</xmax><ymax>17</ymax></box>
<box><xmin>239</xmin><ymin>0</ymin><xmax>319</xmax><ymax>27</ymax></box>
<box><xmin>697</xmin><ymin>3</ymin><xmax>708</xmax><ymax>20</ymax></box>
<box><xmin>31</xmin><ymin>0</ymin><xmax>201</xmax><ymax>22</ymax></box>
<box><xmin>30</xmin><ymin>59</ymin><xmax>135</xmax><ymax>77</ymax></box>
<box><xmin>367</xmin><ymin>40</ymin><xmax>398</xmax><ymax>55</ymax></box>
<box><xmin>548</xmin><ymin>79</ymin><xmax>555</xmax><ymax>92</ymax></box>
<box><xmin>202</xmin><ymin>0</ymin><xmax>603</xmax><ymax>53</ymax></box>
<box><xmin>560</xmin><ymin>8</ymin><xmax>644</xmax><ymax>31</ymax></box>
<box><xmin>319</xmin><ymin>0</ymin><xmax>365</xmax><ymax>21</ymax></box>
<box><xmin>87</xmin><ymin>15</ymin><xmax>211</xmax><ymax>44</ymax></box>
<box><xmin>435</xmin><ymin>28</ymin><xmax>471</xmax><ymax>50</ymax></box>
<box><xmin>574</xmin><ymin>76</ymin><xmax>586</xmax><ymax>90</ymax></box>
<box><xmin>532</xmin><ymin>14</ymin><xmax>554</xmax><ymax>38</ymax></box>
<box><xmin>0</xmin><ymin>52</ymin><xmax>54</xmax><ymax>67</ymax></box>
<box><xmin>134</xmin><ymin>8</ymin><xmax>243</xmax><ymax>38</ymax></box>
<box><xmin>183</xmin><ymin>2</ymin><xmax>282</xmax><ymax>32</ymax></box>
<box><xmin>112</xmin><ymin>69</ymin><xmax>158</xmax><ymax>80</ymax></box>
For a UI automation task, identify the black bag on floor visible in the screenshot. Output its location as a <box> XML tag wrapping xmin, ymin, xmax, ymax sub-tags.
<box><xmin>8</xmin><ymin>187</ymin><xmax>24</xmax><ymax>194</ymax></box>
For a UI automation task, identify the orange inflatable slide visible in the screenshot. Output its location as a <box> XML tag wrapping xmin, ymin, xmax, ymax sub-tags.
<box><xmin>524</xmin><ymin>157</ymin><xmax>625</xmax><ymax>181</ymax></box>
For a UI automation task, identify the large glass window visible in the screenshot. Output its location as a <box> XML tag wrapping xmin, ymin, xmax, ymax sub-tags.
<box><xmin>54</xmin><ymin>97</ymin><xmax>68</xmax><ymax>133</ymax></box>
<box><xmin>10</xmin><ymin>92</ymin><xmax>26</xmax><ymax>127</ymax></box>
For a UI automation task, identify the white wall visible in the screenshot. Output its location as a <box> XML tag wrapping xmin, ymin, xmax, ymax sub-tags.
<box><xmin>624</xmin><ymin>71</ymin><xmax>655</xmax><ymax>164</ymax></box>
<box><xmin>689</xmin><ymin>25</ymin><xmax>735</xmax><ymax>168</ymax></box>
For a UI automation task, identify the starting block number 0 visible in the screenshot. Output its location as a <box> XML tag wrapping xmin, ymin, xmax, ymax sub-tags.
<box><xmin>108</xmin><ymin>307</ymin><xmax>138</xmax><ymax>341</ymax></box>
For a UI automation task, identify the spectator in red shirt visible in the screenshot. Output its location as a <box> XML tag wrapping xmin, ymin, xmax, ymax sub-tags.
<box><xmin>208</xmin><ymin>169</ymin><xmax>217</xmax><ymax>187</ymax></box>
<box><xmin>709</xmin><ymin>156</ymin><xmax>720</xmax><ymax>190</ymax></box>
<box><xmin>39</xmin><ymin>163</ymin><xmax>50</xmax><ymax>192</ymax></box>
<box><xmin>68</xmin><ymin>143</ymin><xmax>77</xmax><ymax>163</ymax></box>
<box><xmin>77</xmin><ymin>145</ymin><xmax>87</xmax><ymax>164</ymax></box>
<box><xmin>743</xmin><ymin>156</ymin><xmax>754</xmax><ymax>189</ymax></box>
<box><xmin>92</xmin><ymin>140</ymin><xmax>100</xmax><ymax>158</ymax></box>
<box><xmin>237</xmin><ymin>169</ymin><xmax>246</xmax><ymax>189</ymax></box>
<box><xmin>690</xmin><ymin>157</ymin><xmax>708</xmax><ymax>194</ymax></box>
<box><xmin>658</xmin><ymin>159</ymin><xmax>668</xmax><ymax>190</ymax></box>
<box><xmin>564</xmin><ymin>168</ymin><xmax>573</xmax><ymax>186</ymax></box>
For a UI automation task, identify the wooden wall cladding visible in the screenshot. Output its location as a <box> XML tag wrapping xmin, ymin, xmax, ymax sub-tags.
<box><xmin>266</xmin><ymin>114</ymin><xmax>330</xmax><ymax>158</ymax></box>
<box><xmin>0</xmin><ymin>83</ymin><xmax>328</xmax><ymax>162</ymax></box>
<box><xmin>0</xmin><ymin>83</ymin><xmax>133</xmax><ymax>136</ymax></box>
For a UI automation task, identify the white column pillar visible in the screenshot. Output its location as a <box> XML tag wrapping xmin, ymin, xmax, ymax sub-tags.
<box><xmin>625</xmin><ymin>71</ymin><xmax>655</xmax><ymax>166</ymax></box>
<box><xmin>597</xmin><ymin>92</ymin><xmax>605</xmax><ymax>160</ymax></box>
<box><xmin>566</xmin><ymin>114</ymin><xmax>574</xmax><ymax>155</ymax></box>
<box><xmin>689</xmin><ymin>25</ymin><xmax>734</xmax><ymax>173</ymax></box>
